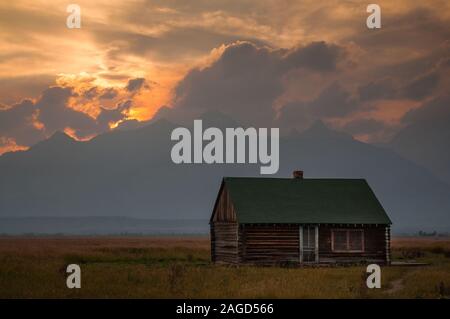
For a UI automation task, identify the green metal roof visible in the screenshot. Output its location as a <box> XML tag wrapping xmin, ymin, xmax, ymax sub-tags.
<box><xmin>223</xmin><ymin>177</ymin><xmax>391</xmax><ymax>224</ymax></box>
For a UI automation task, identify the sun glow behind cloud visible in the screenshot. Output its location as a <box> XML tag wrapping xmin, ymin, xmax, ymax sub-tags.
<box><xmin>0</xmin><ymin>0</ymin><xmax>449</xmax><ymax>153</ymax></box>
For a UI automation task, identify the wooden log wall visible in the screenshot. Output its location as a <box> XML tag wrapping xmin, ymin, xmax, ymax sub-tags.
<box><xmin>211</xmin><ymin>222</ymin><xmax>390</xmax><ymax>265</ymax></box>
<box><xmin>318</xmin><ymin>225</ymin><xmax>387</xmax><ymax>264</ymax></box>
<box><xmin>239</xmin><ymin>224</ymin><xmax>299</xmax><ymax>265</ymax></box>
<box><xmin>210</xmin><ymin>222</ymin><xmax>239</xmax><ymax>264</ymax></box>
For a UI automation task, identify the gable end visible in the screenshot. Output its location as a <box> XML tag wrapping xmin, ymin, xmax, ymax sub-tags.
<box><xmin>210</xmin><ymin>180</ymin><xmax>237</xmax><ymax>223</ymax></box>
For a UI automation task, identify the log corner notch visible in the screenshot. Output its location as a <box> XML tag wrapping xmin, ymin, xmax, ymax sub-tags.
<box><xmin>210</xmin><ymin>175</ymin><xmax>393</xmax><ymax>266</ymax></box>
<box><xmin>385</xmin><ymin>226</ymin><xmax>391</xmax><ymax>265</ymax></box>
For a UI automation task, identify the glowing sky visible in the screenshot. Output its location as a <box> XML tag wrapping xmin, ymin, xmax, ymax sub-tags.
<box><xmin>0</xmin><ymin>0</ymin><xmax>449</xmax><ymax>154</ymax></box>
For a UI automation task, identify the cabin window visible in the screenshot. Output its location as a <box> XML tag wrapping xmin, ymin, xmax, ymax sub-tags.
<box><xmin>331</xmin><ymin>229</ymin><xmax>364</xmax><ymax>252</ymax></box>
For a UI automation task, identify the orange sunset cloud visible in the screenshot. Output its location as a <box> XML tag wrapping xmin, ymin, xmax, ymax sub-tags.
<box><xmin>0</xmin><ymin>0</ymin><xmax>449</xmax><ymax>154</ymax></box>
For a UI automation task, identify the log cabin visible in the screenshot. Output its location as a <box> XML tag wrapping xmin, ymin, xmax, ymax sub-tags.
<box><xmin>210</xmin><ymin>171</ymin><xmax>392</xmax><ymax>266</ymax></box>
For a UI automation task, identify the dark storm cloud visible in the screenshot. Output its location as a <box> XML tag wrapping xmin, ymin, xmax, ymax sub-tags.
<box><xmin>98</xmin><ymin>73</ymin><xmax>132</xmax><ymax>81</ymax></box>
<box><xmin>99</xmin><ymin>88</ymin><xmax>118</xmax><ymax>100</ymax></box>
<box><xmin>81</xmin><ymin>86</ymin><xmax>120</xmax><ymax>101</ymax></box>
<box><xmin>350</xmin><ymin>8</ymin><xmax>450</xmax><ymax>52</ymax></box>
<box><xmin>97</xmin><ymin>100</ymin><xmax>132</xmax><ymax>131</ymax></box>
<box><xmin>369</xmin><ymin>43</ymin><xmax>449</xmax><ymax>83</ymax></box>
<box><xmin>389</xmin><ymin>95</ymin><xmax>450</xmax><ymax>183</ymax></box>
<box><xmin>126</xmin><ymin>78</ymin><xmax>146</xmax><ymax>92</ymax></box>
<box><xmin>0</xmin><ymin>99</ymin><xmax>44</xmax><ymax>146</ymax></box>
<box><xmin>283</xmin><ymin>41</ymin><xmax>343</xmax><ymax>72</ymax></box>
<box><xmin>36</xmin><ymin>87</ymin><xmax>134</xmax><ymax>140</ymax></box>
<box><xmin>83</xmin><ymin>87</ymin><xmax>99</xmax><ymax>99</ymax></box>
<box><xmin>172</xmin><ymin>41</ymin><xmax>346</xmax><ymax>126</ymax></box>
<box><xmin>275</xmin><ymin>101</ymin><xmax>310</xmax><ymax>130</ymax></box>
<box><xmin>400</xmin><ymin>71</ymin><xmax>440</xmax><ymax>101</ymax></box>
<box><xmin>347</xmin><ymin>7</ymin><xmax>450</xmax><ymax>103</ymax></box>
<box><xmin>34</xmin><ymin>87</ymin><xmax>98</xmax><ymax>138</ymax></box>
<box><xmin>401</xmin><ymin>95</ymin><xmax>450</xmax><ymax>125</ymax></box>
<box><xmin>358</xmin><ymin>79</ymin><xmax>395</xmax><ymax>101</ymax></box>
<box><xmin>359</xmin><ymin>46</ymin><xmax>448</xmax><ymax>103</ymax></box>
<box><xmin>0</xmin><ymin>86</ymin><xmax>132</xmax><ymax>147</ymax></box>
<box><xmin>276</xmin><ymin>83</ymin><xmax>357</xmax><ymax>131</ymax></box>
<box><xmin>116</xmin><ymin>99</ymin><xmax>133</xmax><ymax>110</ymax></box>
<box><xmin>341</xmin><ymin>119</ymin><xmax>386</xmax><ymax>135</ymax></box>
<box><xmin>174</xmin><ymin>42</ymin><xmax>284</xmax><ymax>126</ymax></box>
<box><xmin>308</xmin><ymin>83</ymin><xmax>357</xmax><ymax>118</ymax></box>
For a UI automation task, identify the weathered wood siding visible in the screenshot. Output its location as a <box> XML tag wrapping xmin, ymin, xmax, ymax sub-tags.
<box><xmin>211</xmin><ymin>186</ymin><xmax>237</xmax><ymax>222</ymax></box>
<box><xmin>318</xmin><ymin>225</ymin><xmax>387</xmax><ymax>264</ymax></box>
<box><xmin>210</xmin><ymin>185</ymin><xmax>239</xmax><ymax>264</ymax></box>
<box><xmin>239</xmin><ymin>224</ymin><xmax>299</xmax><ymax>265</ymax></box>
<box><xmin>210</xmin><ymin>222</ymin><xmax>238</xmax><ymax>264</ymax></box>
<box><xmin>210</xmin><ymin>185</ymin><xmax>240</xmax><ymax>264</ymax></box>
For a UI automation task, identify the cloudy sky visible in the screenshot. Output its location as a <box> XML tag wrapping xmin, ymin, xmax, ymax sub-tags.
<box><xmin>0</xmin><ymin>0</ymin><xmax>449</xmax><ymax>154</ymax></box>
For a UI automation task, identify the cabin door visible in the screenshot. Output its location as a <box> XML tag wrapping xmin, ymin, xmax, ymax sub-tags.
<box><xmin>299</xmin><ymin>226</ymin><xmax>319</xmax><ymax>263</ymax></box>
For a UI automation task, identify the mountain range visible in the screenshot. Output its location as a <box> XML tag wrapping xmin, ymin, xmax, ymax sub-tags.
<box><xmin>1</xmin><ymin>112</ymin><xmax>449</xmax><ymax>233</ymax></box>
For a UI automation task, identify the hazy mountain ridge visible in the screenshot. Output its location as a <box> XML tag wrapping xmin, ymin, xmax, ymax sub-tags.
<box><xmin>0</xmin><ymin>216</ymin><xmax>208</xmax><ymax>235</ymax></box>
<box><xmin>386</xmin><ymin>96</ymin><xmax>450</xmax><ymax>186</ymax></box>
<box><xmin>1</xmin><ymin>113</ymin><xmax>449</xmax><ymax>233</ymax></box>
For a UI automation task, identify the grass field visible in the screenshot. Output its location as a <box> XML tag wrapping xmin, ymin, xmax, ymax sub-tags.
<box><xmin>0</xmin><ymin>236</ymin><xmax>449</xmax><ymax>298</ymax></box>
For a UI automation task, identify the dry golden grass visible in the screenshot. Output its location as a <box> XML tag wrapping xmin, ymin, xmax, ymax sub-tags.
<box><xmin>392</xmin><ymin>237</ymin><xmax>450</xmax><ymax>248</ymax></box>
<box><xmin>0</xmin><ymin>236</ymin><xmax>449</xmax><ymax>298</ymax></box>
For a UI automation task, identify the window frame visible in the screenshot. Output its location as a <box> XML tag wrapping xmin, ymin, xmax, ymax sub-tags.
<box><xmin>331</xmin><ymin>229</ymin><xmax>365</xmax><ymax>253</ymax></box>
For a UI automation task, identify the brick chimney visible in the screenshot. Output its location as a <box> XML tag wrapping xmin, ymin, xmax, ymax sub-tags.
<box><xmin>293</xmin><ymin>170</ymin><xmax>303</xmax><ymax>179</ymax></box>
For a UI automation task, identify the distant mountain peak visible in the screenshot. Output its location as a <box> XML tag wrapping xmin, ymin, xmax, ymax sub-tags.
<box><xmin>301</xmin><ymin>120</ymin><xmax>353</xmax><ymax>141</ymax></box>
<box><xmin>115</xmin><ymin>119</ymin><xmax>146</xmax><ymax>131</ymax></box>
<box><xmin>31</xmin><ymin>131</ymin><xmax>76</xmax><ymax>152</ymax></box>
<box><xmin>303</xmin><ymin>120</ymin><xmax>332</xmax><ymax>136</ymax></box>
<box><xmin>138</xmin><ymin>117</ymin><xmax>175</xmax><ymax>132</ymax></box>
<box><xmin>308</xmin><ymin>119</ymin><xmax>329</xmax><ymax>131</ymax></box>
<box><xmin>49</xmin><ymin>131</ymin><xmax>73</xmax><ymax>142</ymax></box>
<box><xmin>200</xmin><ymin>109</ymin><xmax>232</xmax><ymax>120</ymax></box>
<box><xmin>198</xmin><ymin>110</ymin><xmax>240</xmax><ymax>128</ymax></box>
